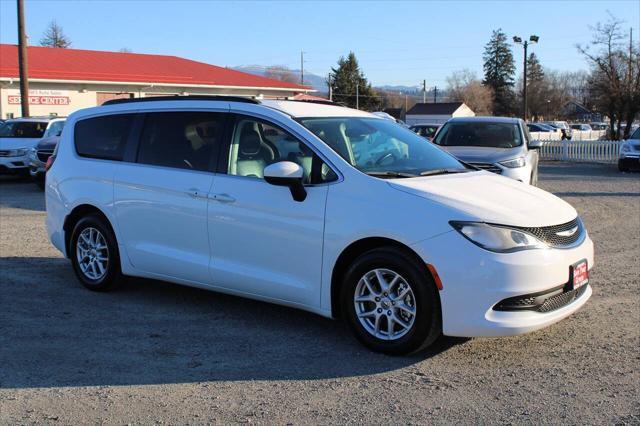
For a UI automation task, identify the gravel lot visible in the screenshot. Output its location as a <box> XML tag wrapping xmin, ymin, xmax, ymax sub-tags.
<box><xmin>1</xmin><ymin>163</ymin><xmax>639</xmax><ymax>425</ymax></box>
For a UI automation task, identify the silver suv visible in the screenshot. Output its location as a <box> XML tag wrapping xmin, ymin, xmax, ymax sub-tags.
<box><xmin>431</xmin><ymin>117</ymin><xmax>541</xmax><ymax>185</ymax></box>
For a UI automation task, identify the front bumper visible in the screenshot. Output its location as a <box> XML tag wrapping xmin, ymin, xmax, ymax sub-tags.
<box><xmin>411</xmin><ymin>229</ymin><xmax>594</xmax><ymax>337</ymax></box>
<box><xmin>0</xmin><ymin>154</ymin><xmax>30</xmax><ymax>173</ymax></box>
<box><xmin>619</xmin><ymin>154</ymin><xmax>640</xmax><ymax>169</ymax></box>
<box><xmin>28</xmin><ymin>151</ymin><xmax>46</xmax><ymax>178</ymax></box>
<box><xmin>498</xmin><ymin>164</ymin><xmax>533</xmax><ymax>184</ymax></box>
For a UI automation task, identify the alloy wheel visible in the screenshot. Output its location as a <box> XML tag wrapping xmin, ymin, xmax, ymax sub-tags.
<box><xmin>353</xmin><ymin>268</ymin><xmax>417</xmax><ymax>340</ymax></box>
<box><xmin>76</xmin><ymin>227</ymin><xmax>109</xmax><ymax>281</ymax></box>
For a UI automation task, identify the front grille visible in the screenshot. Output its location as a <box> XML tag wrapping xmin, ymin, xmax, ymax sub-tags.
<box><xmin>516</xmin><ymin>217</ymin><xmax>583</xmax><ymax>247</ymax></box>
<box><xmin>0</xmin><ymin>150</ymin><xmax>10</xmax><ymax>157</ymax></box>
<box><xmin>37</xmin><ymin>150</ymin><xmax>54</xmax><ymax>162</ymax></box>
<box><xmin>494</xmin><ymin>284</ymin><xmax>588</xmax><ymax>313</ymax></box>
<box><xmin>538</xmin><ymin>285</ymin><xmax>588</xmax><ymax>313</ymax></box>
<box><xmin>470</xmin><ymin>162</ymin><xmax>502</xmax><ymax>174</ymax></box>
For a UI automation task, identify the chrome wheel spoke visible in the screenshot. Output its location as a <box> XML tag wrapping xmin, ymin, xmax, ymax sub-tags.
<box><xmin>362</xmin><ymin>276</ymin><xmax>379</xmax><ymax>296</ymax></box>
<box><xmin>397</xmin><ymin>303</ymin><xmax>415</xmax><ymax>316</ymax></box>
<box><xmin>358</xmin><ymin>309</ymin><xmax>377</xmax><ymax>319</ymax></box>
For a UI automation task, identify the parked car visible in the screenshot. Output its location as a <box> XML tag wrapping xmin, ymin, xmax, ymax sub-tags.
<box><xmin>618</xmin><ymin>127</ymin><xmax>640</xmax><ymax>172</ymax></box>
<box><xmin>27</xmin><ymin>118</ymin><xmax>65</xmax><ymax>187</ymax></box>
<box><xmin>46</xmin><ymin>96</ymin><xmax>593</xmax><ymax>355</ymax></box>
<box><xmin>410</xmin><ymin>123</ymin><xmax>440</xmax><ymax>140</ymax></box>
<box><xmin>545</xmin><ymin>121</ymin><xmax>573</xmax><ymax>140</ymax></box>
<box><xmin>0</xmin><ymin>117</ymin><xmax>61</xmax><ymax>175</ymax></box>
<box><xmin>570</xmin><ymin>124</ymin><xmax>592</xmax><ymax>131</ymax></box>
<box><xmin>432</xmin><ymin>117</ymin><xmax>541</xmax><ymax>185</ymax></box>
<box><xmin>590</xmin><ymin>122</ymin><xmax>608</xmax><ymax>131</ymax></box>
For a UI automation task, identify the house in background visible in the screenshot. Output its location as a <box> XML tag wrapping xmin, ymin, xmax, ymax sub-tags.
<box><xmin>563</xmin><ymin>100</ymin><xmax>600</xmax><ymax>123</ymax></box>
<box><xmin>405</xmin><ymin>102</ymin><xmax>475</xmax><ymax>126</ymax></box>
<box><xmin>0</xmin><ymin>44</ymin><xmax>312</xmax><ymax>118</ymax></box>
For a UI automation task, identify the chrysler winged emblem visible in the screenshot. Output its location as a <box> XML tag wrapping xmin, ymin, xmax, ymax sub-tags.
<box><xmin>556</xmin><ymin>226</ymin><xmax>578</xmax><ymax>237</ymax></box>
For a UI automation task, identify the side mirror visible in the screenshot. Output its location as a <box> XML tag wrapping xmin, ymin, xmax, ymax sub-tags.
<box><xmin>263</xmin><ymin>161</ymin><xmax>307</xmax><ymax>202</ymax></box>
<box><xmin>528</xmin><ymin>139</ymin><xmax>543</xmax><ymax>150</ymax></box>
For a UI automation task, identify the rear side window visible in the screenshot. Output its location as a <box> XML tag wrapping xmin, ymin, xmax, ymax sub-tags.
<box><xmin>75</xmin><ymin>114</ymin><xmax>134</xmax><ymax>160</ymax></box>
<box><xmin>136</xmin><ymin>112</ymin><xmax>226</xmax><ymax>172</ymax></box>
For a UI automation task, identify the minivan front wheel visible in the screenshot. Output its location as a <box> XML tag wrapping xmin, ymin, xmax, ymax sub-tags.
<box><xmin>70</xmin><ymin>214</ymin><xmax>122</xmax><ymax>291</ymax></box>
<box><xmin>341</xmin><ymin>247</ymin><xmax>441</xmax><ymax>355</ymax></box>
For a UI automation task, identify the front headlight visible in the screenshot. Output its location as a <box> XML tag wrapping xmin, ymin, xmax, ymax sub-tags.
<box><xmin>499</xmin><ymin>157</ymin><xmax>526</xmax><ymax>168</ymax></box>
<box><xmin>450</xmin><ymin>221</ymin><xmax>548</xmax><ymax>253</ymax></box>
<box><xmin>621</xmin><ymin>144</ymin><xmax>630</xmax><ymax>153</ymax></box>
<box><xmin>6</xmin><ymin>148</ymin><xmax>29</xmax><ymax>157</ymax></box>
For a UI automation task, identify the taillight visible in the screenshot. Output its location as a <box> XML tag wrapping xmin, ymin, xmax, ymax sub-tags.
<box><xmin>45</xmin><ymin>155</ymin><xmax>56</xmax><ymax>172</ymax></box>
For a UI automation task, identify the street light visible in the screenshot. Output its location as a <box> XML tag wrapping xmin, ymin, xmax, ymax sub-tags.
<box><xmin>513</xmin><ymin>35</ymin><xmax>539</xmax><ymax>121</ymax></box>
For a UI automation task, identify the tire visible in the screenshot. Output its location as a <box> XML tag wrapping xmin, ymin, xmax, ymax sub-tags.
<box><xmin>618</xmin><ymin>160</ymin><xmax>628</xmax><ymax>172</ymax></box>
<box><xmin>69</xmin><ymin>213</ymin><xmax>123</xmax><ymax>291</ymax></box>
<box><xmin>340</xmin><ymin>247</ymin><xmax>441</xmax><ymax>355</ymax></box>
<box><xmin>34</xmin><ymin>177</ymin><xmax>45</xmax><ymax>190</ymax></box>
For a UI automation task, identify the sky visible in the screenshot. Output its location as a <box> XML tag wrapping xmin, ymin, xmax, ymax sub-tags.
<box><xmin>1</xmin><ymin>0</ymin><xmax>639</xmax><ymax>89</ymax></box>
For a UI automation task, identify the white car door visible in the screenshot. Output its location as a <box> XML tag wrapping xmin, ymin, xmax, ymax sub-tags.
<box><xmin>207</xmin><ymin>115</ymin><xmax>335</xmax><ymax>307</ymax></box>
<box><xmin>114</xmin><ymin>111</ymin><xmax>227</xmax><ymax>283</ymax></box>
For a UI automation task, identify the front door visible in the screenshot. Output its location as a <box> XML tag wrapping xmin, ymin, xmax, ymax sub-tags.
<box><xmin>114</xmin><ymin>110</ymin><xmax>226</xmax><ymax>283</ymax></box>
<box><xmin>207</xmin><ymin>115</ymin><xmax>335</xmax><ymax>307</ymax></box>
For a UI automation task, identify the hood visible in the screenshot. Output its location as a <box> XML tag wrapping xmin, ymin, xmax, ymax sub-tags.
<box><xmin>438</xmin><ymin>146</ymin><xmax>523</xmax><ymax>164</ymax></box>
<box><xmin>36</xmin><ymin>136</ymin><xmax>60</xmax><ymax>151</ymax></box>
<box><xmin>0</xmin><ymin>137</ymin><xmax>42</xmax><ymax>150</ymax></box>
<box><xmin>388</xmin><ymin>171</ymin><xmax>577</xmax><ymax>228</ymax></box>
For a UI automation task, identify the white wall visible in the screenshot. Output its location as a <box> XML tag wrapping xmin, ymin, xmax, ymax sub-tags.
<box><xmin>405</xmin><ymin>114</ymin><xmax>452</xmax><ymax>126</ymax></box>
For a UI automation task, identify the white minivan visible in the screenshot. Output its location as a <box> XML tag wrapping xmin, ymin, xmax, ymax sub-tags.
<box><xmin>46</xmin><ymin>96</ymin><xmax>594</xmax><ymax>354</ymax></box>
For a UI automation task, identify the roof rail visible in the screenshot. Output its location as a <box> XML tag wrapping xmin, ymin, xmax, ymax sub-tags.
<box><xmin>102</xmin><ymin>95</ymin><xmax>261</xmax><ymax>106</ymax></box>
<box><xmin>288</xmin><ymin>99</ymin><xmax>336</xmax><ymax>106</ymax></box>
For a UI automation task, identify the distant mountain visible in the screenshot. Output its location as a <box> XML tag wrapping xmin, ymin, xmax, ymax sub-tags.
<box><xmin>233</xmin><ymin>65</ymin><xmax>328</xmax><ymax>92</ymax></box>
<box><xmin>234</xmin><ymin>65</ymin><xmax>426</xmax><ymax>95</ymax></box>
<box><xmin>376</xmin><ymin>85</ymin><xmax>421</xmax><ymax>93</ymax></box>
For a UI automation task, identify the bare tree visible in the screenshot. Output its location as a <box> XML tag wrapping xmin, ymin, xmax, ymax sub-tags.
<box><xmin>578</xmin><ymin>14</ymin><xmax>639</xmax><ymax>139</ymax></box>
<box><xmin>264</xmin><ymin>66</ymin><xmax>298</xmax><ymax>84</ymax></box>
<box><xmin>447</xmin><ymin>69</ymin><xmax>493</xmax><ymax>115</ymax></box>
<box><xmin>39</xmin><ymin>20</ymin><xmax>71</xmax><ymax>48</ymax></box>
<box><xmin>119</xmin><ymin>47</ymin><xmax>132</xmax><ymax>53</ymax></box>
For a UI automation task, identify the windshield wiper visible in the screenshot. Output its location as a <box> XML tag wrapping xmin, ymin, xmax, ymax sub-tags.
<box><xmin>419</xmin><ymin>168</ymin><xmax>470</xmax><ymax>176</ymax></box>
<box><xmin>365</xmin><ymin>171</ymin><xmax>417</xmax><ymax>178</ymax></box>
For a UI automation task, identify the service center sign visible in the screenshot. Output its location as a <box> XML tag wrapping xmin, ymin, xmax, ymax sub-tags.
<box><xmin>7</xmin><ymin>89</ymin><xmax>70</xmax><ymax>106</ymax></box>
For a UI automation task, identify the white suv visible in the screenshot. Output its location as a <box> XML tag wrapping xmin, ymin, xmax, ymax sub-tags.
<box><xmin>0</xmin><ymin>117</ymin><xmax>61</xmax><ymax>175</ymax></box>
<box><xmin>46</xmin><ymin>96</ymin><xmax>594</xmax><ymax>354</ymax></box>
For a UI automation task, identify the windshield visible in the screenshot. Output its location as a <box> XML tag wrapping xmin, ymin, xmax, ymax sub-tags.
<box><xmin>43</xmin><ymin>121</ymin><xmax>65</xmax><ymax>138</ymax></box>
<box><xmin>433</xmin><ymin>121</ymin><xmax>523</xmax><ymax>148</ymax></box>
<box><xmin>0</xmin><ymin>121</ymin><xmax>47</xmax><ymax>139</ymax></box>
<box><xmin>300</xmin><ymin>117</ymin><xmax>466</xmax><ymax>176</ymax></box>
<box><xmin>631</xmin><ymin>127</ymin><xmax>640</xmax><ymax>139</ymax></box>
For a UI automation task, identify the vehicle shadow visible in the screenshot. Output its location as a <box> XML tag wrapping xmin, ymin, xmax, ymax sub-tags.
<box><xmin>0</xmin><ymin>256</ymin><xmax>464</xmax><ymax>389</ymax></box>
<box><xmin>0</xmin><ymin>175</ymin><xmax>45</xmax><ymax>212</ymax></box>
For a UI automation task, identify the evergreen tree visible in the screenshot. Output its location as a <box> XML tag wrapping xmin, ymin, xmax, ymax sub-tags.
<box><xmin>483</xmin><ymin>29</ymin><xmax>516</xmax><ymax>116</ymax></box>
<box><xmin>40</xmin><ymin>20</ymin><xmax>71</xmax><ymax>48</ymax></box>
<box><xmin>330</xmin><ymin>52</ymin><xmax>381</xmax><ymax>111</ymax></box>
<box><xmin>523</xmin><ymin>52</ymin><xmax>549</xmax><ymax>120</ymax></box>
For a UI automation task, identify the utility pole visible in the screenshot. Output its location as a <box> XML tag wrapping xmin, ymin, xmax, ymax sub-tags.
<box><xmin>327</xmin><ymin>73</ymin><xmax>332</xmax><ymax>102</ymax></box>
<box><xmin>513</xmin><ymin>35</ymin><xmax>539</xmax><ymax>121</ymax></box>
<box><xmin>433</xmin><ymin>86</ymin><xmax>437</xmax><ymax>103</ymax></box>
<box><xmin>17</xmin><ymin>0</ymin><xmax>30</xmax><ymax>117</ymax></box>
<box><xmin>300</xmin><ymin>50</ymin><xmax>305</xmax><ymax>85</ymax></box>
<box><xmin>355</xmin><ymin>82</ymin><xmax>359</xmax><ymax>110</ymax></box>
<box><xmin>422</xmin><ymin>79</ymin><xmax>426</xmax><ymax>103</ymax></box>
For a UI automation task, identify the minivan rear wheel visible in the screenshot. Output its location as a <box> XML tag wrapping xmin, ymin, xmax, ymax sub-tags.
<box><xmin>340</xmin><ymin>247</ymin><xmax>441</xmax><ymax>355</ymax></box>
<box><xmin>70</xmin><ymin>214</ymin><xmax>122</xmax><ymax>291</ymax></box>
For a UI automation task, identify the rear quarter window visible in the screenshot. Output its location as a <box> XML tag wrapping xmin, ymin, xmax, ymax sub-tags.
<box><xmin>74</xmin><ymin>114</ymin><xmax>134</xmax><ymax>161</ymax></box>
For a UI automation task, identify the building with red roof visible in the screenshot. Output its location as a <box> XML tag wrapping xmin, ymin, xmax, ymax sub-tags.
<box><xmin>0</xmin><ymin>44</ymin><xmax>312</xmax><ymax>118</ymax></box>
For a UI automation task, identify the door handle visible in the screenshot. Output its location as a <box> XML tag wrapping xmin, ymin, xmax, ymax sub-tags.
<box><xmin>211</xmin><ymin>193</ymin><xmax>236</xmax><ymax>203</ymax></box>
<box><xmin>186</xmin><ymin>188</ymin><xmax>208</xmax><ymax>199</ymax></box>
